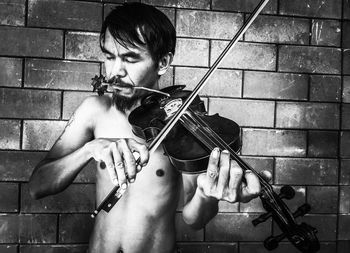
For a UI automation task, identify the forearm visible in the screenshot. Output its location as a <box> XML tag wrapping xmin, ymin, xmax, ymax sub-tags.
<box><xmin>29</xmin><ymin>143</ymin><xmax>92</xmax><ymax>199</ymax></box>
<box><xmin>182</xmin><ymin>187</ymin><xmax>219</xmax><ymax>229</ymax></box>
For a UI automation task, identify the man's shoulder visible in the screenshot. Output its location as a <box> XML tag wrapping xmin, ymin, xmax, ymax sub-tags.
<box><xmin>75</xmin><ymin>94</ymin><xmax>113</xmax><ymax>119</ymax></box>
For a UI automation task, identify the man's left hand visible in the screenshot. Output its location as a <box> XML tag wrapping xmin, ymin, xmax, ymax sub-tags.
<box><xmin>197</xmin><ymin>148</ymin><xmax>267</xmax><ymax>203</ymax></box>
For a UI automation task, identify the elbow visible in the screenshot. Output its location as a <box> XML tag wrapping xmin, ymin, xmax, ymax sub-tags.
<box><xmin>28</xmin><ymin>182</ymin><xmax>42</xmax><ymax>200</ymax></box>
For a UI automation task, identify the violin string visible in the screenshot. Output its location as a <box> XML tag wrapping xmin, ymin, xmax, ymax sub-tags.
<box><xmin>180</xmin><ymin>111</ymin><xmax>285</xmax><ymax>210</ymax></box>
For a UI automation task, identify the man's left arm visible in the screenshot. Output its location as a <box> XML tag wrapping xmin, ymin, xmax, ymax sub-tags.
<box><xmin>181</xmin><ymin>148</ymin><xmax>262</xmax><ymax>229</ymax></box>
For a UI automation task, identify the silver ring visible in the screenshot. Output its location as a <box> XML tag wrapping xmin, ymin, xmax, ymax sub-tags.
<box><xmin>208</xmin><ymin>170</ymin><xmax>218</xmax><ymax>178</ymax></box>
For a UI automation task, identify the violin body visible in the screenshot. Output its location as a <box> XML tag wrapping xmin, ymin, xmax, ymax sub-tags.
<box><xmin>129</xmin><ymin>86</ymin><xmax>241</xmax><ymax>173</ymax></box>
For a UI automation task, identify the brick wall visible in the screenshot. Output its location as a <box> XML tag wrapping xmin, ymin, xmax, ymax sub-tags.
<box><xmin>0</xmin><ymin>0</ymin><xmax>349</xmax><ymax>252</ymax></box>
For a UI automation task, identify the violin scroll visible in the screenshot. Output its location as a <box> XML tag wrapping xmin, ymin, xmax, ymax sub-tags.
<box><xmin>253</xmin><ymin>185</ymin><xmax>320</xmax><ymax>252</ymax></box>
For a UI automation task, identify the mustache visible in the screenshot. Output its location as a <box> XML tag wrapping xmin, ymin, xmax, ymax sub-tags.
<box><xmin>106</xmin><ymin>77</ymin><xmax>133</xmax><ymax>88</ymax></box>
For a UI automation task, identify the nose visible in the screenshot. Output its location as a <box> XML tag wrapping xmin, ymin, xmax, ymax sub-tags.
<box><xmin>107</xmin><ymin>58</ymin><xmax>127</xmax><ymax>79</ymax></box>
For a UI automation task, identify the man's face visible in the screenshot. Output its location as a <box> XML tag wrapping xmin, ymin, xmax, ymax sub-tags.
<box><xmin>102</xmin><ymin>28</ymin><xmax>160</xmax><ymax>110</ymax></box>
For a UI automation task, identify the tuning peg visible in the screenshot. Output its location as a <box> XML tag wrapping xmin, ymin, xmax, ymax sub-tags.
<box><xmin>252</xmin><ymin>212</ymin><xmax>272</xmax><ymax>226</ymax></box>
<box><xmin>279</xmin><ymin>185</ymin><xmax>295</xmax><ymax>200</ymax></box>
<box><xmin>264</xmin><ymin>233</ymin><xmax>286</xmax><ymax>250</ymax></box>
<box><xmin>293</xmin><ymin>203</ymin><xmax>311</xmax><ymax>218</ymax></box>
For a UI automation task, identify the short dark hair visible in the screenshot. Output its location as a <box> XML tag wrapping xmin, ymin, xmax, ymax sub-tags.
<box><xmin>100</xmin><ymin>3</ymin><xmax>176</xmax><ymax>62</ymax></box>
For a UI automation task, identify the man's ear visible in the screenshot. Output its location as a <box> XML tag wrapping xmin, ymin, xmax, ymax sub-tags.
<box><xmin>157</xmin><ymin>52</ymin><xmax>173</xmax><ymax>76</ymax></box>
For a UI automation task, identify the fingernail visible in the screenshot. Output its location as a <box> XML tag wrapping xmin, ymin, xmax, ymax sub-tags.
<box><xmin>112</xmin><ymin>178</ymin><xmax>118</xmax><ymax>185</ymax></box>
<box><xmin>245</xmin><ymin>170</ymin><xmax>252</xmax><ymax>173</ymax></box>
<box><xmin>142</xmin><ymin>163</ymin><xmax>148</xmax><ymax>167</ymax></box>
<box><xmin>121</xmin><ymin>183</ymin><xmax>127</xmax><ymax>189</ymax></box>
<box><xmin>137</xmin><ymin>164</ymin><xmax>142</xmax><ymax>171</ymax></box>
<box><xmin>222</xmin><ymin>150</ymin><xmax>229</xmax><ymax>154</ymax></box>
<box><xmin>212</xmin><ymin>148</ymin><xmax>220</xmax><ymax>158</ymax></box>
<box><xmin>129</xmin><ymin>178</ymin><xmax>135</xmax><ymax>183</ymax></box>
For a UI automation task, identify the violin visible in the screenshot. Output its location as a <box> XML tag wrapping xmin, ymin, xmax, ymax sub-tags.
<box><xmin>90</xmin><ymin>0</ymin><xmax>320</xmax><ymax>252</ymax></box>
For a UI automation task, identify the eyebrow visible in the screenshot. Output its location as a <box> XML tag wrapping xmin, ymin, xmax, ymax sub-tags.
<box><xmin>101</xmin><ymin>45</ymin><xmax>142</xmax><ymax>59</ymax></box>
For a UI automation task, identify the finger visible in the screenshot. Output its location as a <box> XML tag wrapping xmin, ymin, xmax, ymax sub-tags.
<box><xmin>117</xmin><ymin>139</ymin><xmax>137</xmax><ymax>183</ymax></box>
<box><xmin>228</xmin><ymin>160</ymin><xmax>243</xmax><ymax>191</ymax></box>
<box><xmin>127</xmin><ymin>139</ymin><xmax>149</xmax><ymax>167</ymax></box>
<box><xmin>110</xmin><ymin>142</ymin><xmax>127</xmax><ymax>188</ymax></box>
<box><xmin>217</xmin><ymin>150</ymin><xmax>230</xmax><ymax>195</ymax></box>
<box><xmin>103</xmin><ymin>155</ymin><xmax>118</xmax><ymax>186</ymax></box>
<box><xmin>241</xmin><ymin>170</ymin><xmax>261</xmax><ymax>202</ymax></box>
<box><xmin>206</xmin><ymin>147</ymin><xmax>220</xmax><ymax>186</ymax></box>
<box><xmin>260</xmin><ymin>170</ymin><xmax>272</xmax><ymax>183</ymax></box>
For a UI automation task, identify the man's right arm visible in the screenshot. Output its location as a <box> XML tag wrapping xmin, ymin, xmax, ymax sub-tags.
<box><xmin>28</xmin><ymin>96</ymin><xmax>99</xmax><ymax>199</ymax></box>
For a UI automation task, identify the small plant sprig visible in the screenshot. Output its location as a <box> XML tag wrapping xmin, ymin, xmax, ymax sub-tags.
<box><xmin>91</xmin><ymin>74</ymin><xmax>108</xmax><ymax>96</ymax></box>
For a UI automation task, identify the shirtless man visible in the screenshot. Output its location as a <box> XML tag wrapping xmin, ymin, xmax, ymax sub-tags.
<box><xmin>29</xmin><ymin>3</ymin><xmax>266</xmax><ymax>253</ymax></box>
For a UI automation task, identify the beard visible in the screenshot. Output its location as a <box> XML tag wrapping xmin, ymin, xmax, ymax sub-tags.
<box><xmin>112</xmin><ymin>91</ymin><xmax>141</xmax><ymax>113</ymax></box>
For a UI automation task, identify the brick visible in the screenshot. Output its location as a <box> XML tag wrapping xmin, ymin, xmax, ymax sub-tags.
<box><xmin>310</xmin><ymin>75</ymin><xmax>341</xmax><ymax>102</ymax></box>
<box><xmin>65</xmin><ymin>31</ymin><xmax>103</xmax><ymax>61</ymax></box>
<box><xmin>241</xmin><ymin>129</ymin><xmax>307</xmax><ymax>156</ymax></box>
<box><xmin>0</xmin><ymin>245</ymin><xmax>17</xmax><ymax>253</ymax></box>
<box><xmin>240</xmin><ymin>242</ymin><xmax>336</xmax><ymax>253</ymax></box>
<box><xmin>20</xmin><ymin>245</ymin><xmax>88</xmax><ymax>253</ymax></box>
<box><xmin>338</xmin><ymin>241</ymin><xmax>350</xmax><ymax>253</ymax></box>
<box><xmin>0</xmin><ymin>57</ymin><xmax>22</xmax><ymax>87</ymax></box>
<box><xmin>218</xmin><ymin>201</ymin><xmax>239</xmax><ymax>212</ymax></box>
<box><xmin>208</xmin><ymin>98</ymin><xmax>275</xmax><ymax>127</ymax></box>
<box><xmin>0</xmin><ymin>26</ymin><xmax>63</xmax><ymax>58</ymax></box>
<box><xmin>276</xmin><ymin>102</ymin><xmax>339</xmax><ymax>129</ymax></box>
<box><xmin>23</xmin><ymin>120</ymin><xmax>67</xmax><ymax>151</ymax></box>
<box><xmin>279</xmin><ymin>0</ymin><xmax>342</xmax><ymax>19</ymax></box>
<box><xmin>21</xmin><ymin>183</ymin><xmax>95</xmax><ymax>213</ymax></box>
<box><xmin>59</xmin><ymin>214</ymin><xmax>94</xmax><ymax>243</ymax></box>
<box><xmin>205</xmin><ymin>213</ymin><xmax>271</xmax><ymax>241</ymax></box>
<box><xmin>0</xmin><ymin>0</ymin><xmax>25</xmax><ymax>26</ymax></box>
<box><xmin>175</xmin><ymin>213</ymin><xmax>203</xmax><ymax>241</ymax></box>
<box><xmin>344</xmin><ymin>50</ymin><xmax>350</xmax><ymax>75</ymax></box>
<box><xmin>244</xmin><ymin>71</ymin><xmax>308</xmax><ymax>100</ymax></box>
<box><xmin>275</xmin><ymin>158</ymin><xmax>338</xmax><ymax>185</ymax></box>
<box><xmin>0</xmin><ymin>151</ymin><xmax>45</xmax><ymax>181</ymax></box>
<box><xmin>345</xmin><ymin>0</ymin><xmax>350</xmax><ymax>19</ymax></box>
<box><xmin>0</xmin><ymin>183</ymin><xmax>18</xmax><ymax>212</ymax></box>
<box><xmin>278</xmin><ymin>45</ymin><xmax>341</xmax><ymax>74</ymax></box>
<box><xmin>177</xmin><ymin>10</ymin><xmax>243</xmax><ymax>40</ymax></box>
<box><xmin>239</xmin><ymin>197</ymin><xmax>264</xmax><ymax>212</ymax></box>
<box><xmin>245</xmin><ymin>15</ymin><xmax>309</xmax><ymax>44</ymax></box>
<box><xmin>63</xmin><ymin>92</ymin><xmax>93</xmax><ymax>120</ymax></box>
<box><xmin>340</xmin><ymin>131</ymin><xmax>350</xmax><ymax>158</ymax></box>
<box><xmin>0</xmin><ymin>151</ymin><xmax>95</xmax><ymax>182</ymax></box>
<box><xmin>173</xmin><ymin>38</ymin><xmax>209</xmax><ymax>67</ymax></box>
<box><xmin>241</xmin><ymin>156</ymin><xmax>274</xmax><ymax>175</ymax></box>
<box><xmin>175</xmin><ymin>67</ymin><xmax>242</xmax><ymax>97</ymax></box>
<box><xmin>0</xmin><ymin>120</ymin><xmax>20</xmax><ymax>150</ymax></box>
<box><xmin>338</xmin><ymin>215</ymin><xmax>350</xmax><ymax>240</ymax></box>
<box><xmin>25</xmin><ymin>58</ymin><xmax>100</xmax><ymax>91</ymax></box>
<box><xmin>311</xmin><ymin>19</ymin><xmax>341</xmax><ymax>47</ymax></box>
<box><xmin>342</xmin><ymin>104</ymin><xmax>350</xmax><ymax>130</ymax></box>
<box><xmin>0</xmin><ymin>214</ymin><xmax>56</xmax><ymax>243</ymax></box>
<box><xmin>142</xmin><ymin>0</ymin><xmax>210</xmax><ymax>9</ymax></box>
<box><xmin>176</xmin><ymin>243</ymin><xmax>238</xmax><ymax>253</ymax></box>
<box><xmin>343</xmin><ymin>76</ymin><xmax>350</xmax><ymax>102</ymax></box>
<box><xmin>0</xmin><ymin>88</ymin><xmax>61</xmax><ymax>119</ymax></box>
<box><xmin>28</xmin><ymin>0</ymin><xmax>102</xmax><ymax>31</ymax></box>
<box><xmin>307</xmin><ymin>186</ymin><xmax>338</xmax><ymax>213</ymax></box>
<box><xmin>274</xmin><ymin>214</ymin><xmax>337</xmax><ymax>241</ymax></box>
<box><xmin>308</xmin><ymin>131</ymin><xmax>338</xmax><ymax>157</ymax></box>
<box><xmin>341</xmin><ymin>159</ymin><xmax>350</xmax><ymax>185</ymax></box>
<box><xmin>344</xmin><ymin>21</ymin><xmax>350</xmax><ymax>49</ymax></box>
<box><xmin>340</xmin><ymin>186</ymin><xmax>350</xmax><ymax>214</ymax></box>
<box><xmin>211</xmin><ymin>41</ymin><xmax>276</xmax><ymax>71</ymax></box>
<box><xmin>212</xmin><ymin>0</ymin><xmax>277</xmax><ymax>14</ymax></box>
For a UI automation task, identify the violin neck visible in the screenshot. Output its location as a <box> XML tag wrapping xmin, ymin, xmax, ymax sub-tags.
<box><xmin>179</xmin><ymin>108</ymin><xmax>271</xmax><ymax>188</ymax></box>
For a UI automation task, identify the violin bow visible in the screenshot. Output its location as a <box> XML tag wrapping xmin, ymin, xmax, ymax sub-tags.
<box><xmin>92</xmin><ymin>0</ymin><xmax>270</xmax><ymax>218</ymax></box>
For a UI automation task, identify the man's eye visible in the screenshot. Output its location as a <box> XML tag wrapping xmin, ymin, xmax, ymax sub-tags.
<box><xmin>105</xmin><ymin>55</ymin><xmax>115</xmax><ymax>60</ymax></box>
<box><xmin>123</xmin><ymin>57</ymin><xmax>137</xmax><ymax>63</ymax></box>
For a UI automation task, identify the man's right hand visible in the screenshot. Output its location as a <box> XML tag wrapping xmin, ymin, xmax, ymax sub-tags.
<box><xmin>85</xmin><ymin>138</ymin><xmax>149</xmax><ymax>188</ymax></box>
